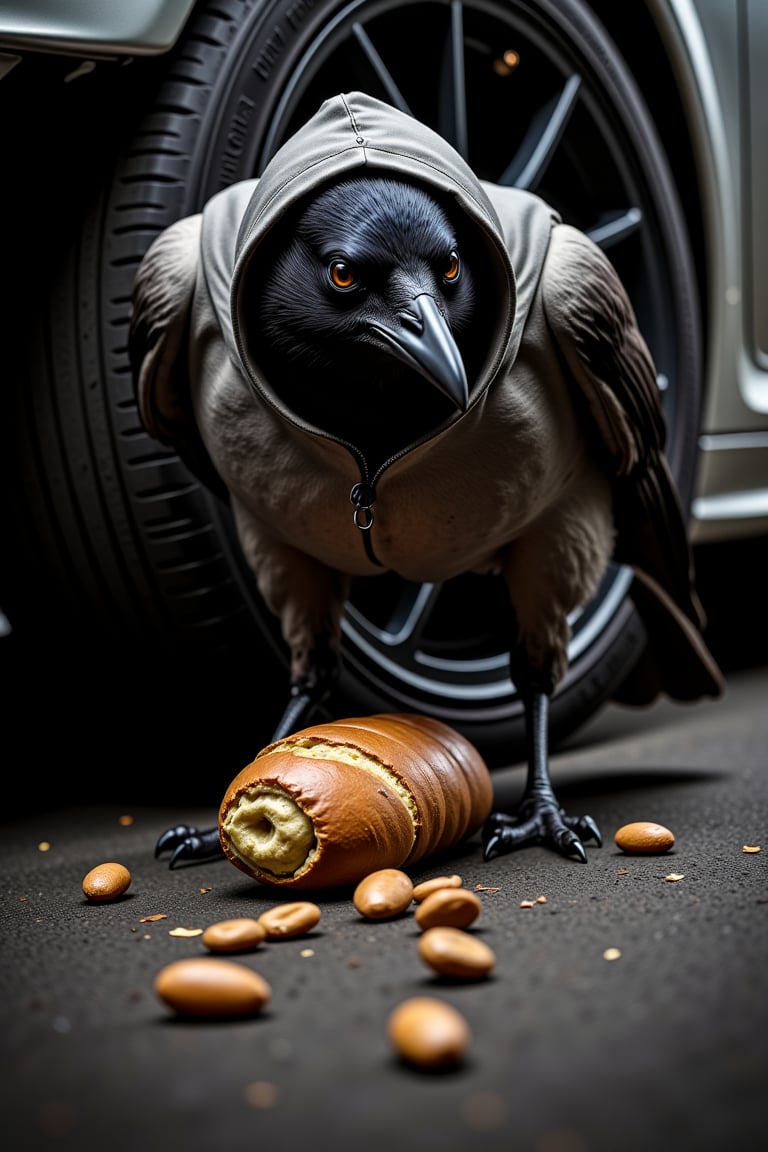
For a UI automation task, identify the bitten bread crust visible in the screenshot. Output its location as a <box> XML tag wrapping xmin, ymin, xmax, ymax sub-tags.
<box><xmin>218</xmin><ymin>713</ymin><xmax>494</xmax><ymax>890</ymax></box>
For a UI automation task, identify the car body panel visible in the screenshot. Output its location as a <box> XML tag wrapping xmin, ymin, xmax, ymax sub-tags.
<box><xmin>646</xmin><ymin>0</ymin><xmax>768</xmax><ymax>539</ymax></box>
<box><xmin>745</xmin><ymin>0</ymin><xmax>767</xmax><ymax>374</ymax></box>
<box><xmin>0</xmin><ymin>0</ymin><xmax>196</xmax><ymax>57</ymax></box>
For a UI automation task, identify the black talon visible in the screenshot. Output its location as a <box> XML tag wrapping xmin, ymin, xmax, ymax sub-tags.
<box><xmin>565</xmin><ymin>814</ymin><xmax>602</xmax><ymax>848</ymax></box>
<box><xmin>168</xmin><ymin>829</ymin><xmax>224</xmax><ymax>869</ymax></box>
<box><xmin>482</xmin><ymin>829</ymin><xmax>508</xmax><ymax>861</ymax></box>
<box><xmin>155</xmin><ymin>824</ymin><xmax>202</xmax><ymax>859</ymax></box>
<box><xmin>155</xmin><ymin>824</ymin><xmax>223</xmax><ymax>867</ymax></box>
<box><xmin>562</xmin><ymin>834</ymin><xmax>588</xmax><ymax>864</ymax></box>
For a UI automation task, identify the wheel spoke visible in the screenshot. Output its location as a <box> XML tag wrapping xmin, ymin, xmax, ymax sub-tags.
<box><xmin>345</xmin><ymin>580</ymin><xmax>442</xmax><ymax>654</ymax></box>
<box><xmin>351</xmin><ymin>22</ymin><xmax>412</xmax><ymax>114</ymax></box>
<box><xmin>587</xmin><ymin>207</ymin><xmax>643</xmax><ymax>250</ymax></box>
<box><xmin>437</xmin><ymin>1</ymin><xmax>469</xmax><ymax>158</ymax></box>
<box><xmin>497</xmin><ymin>74</ymin><xmax>582</xmax><ymax>190</ymax></box>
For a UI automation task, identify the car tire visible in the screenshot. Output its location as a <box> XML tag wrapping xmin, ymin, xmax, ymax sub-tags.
<box><xmin>5</xmin><ymin>0</ymin><xmax>703</xmax><ymax>787</ymax></box>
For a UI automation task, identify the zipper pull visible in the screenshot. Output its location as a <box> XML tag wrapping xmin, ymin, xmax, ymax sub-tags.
<box><xmin>350</xmin><ymin>482</ymin><xmax>375</xmax><ymax>530</ymax></box>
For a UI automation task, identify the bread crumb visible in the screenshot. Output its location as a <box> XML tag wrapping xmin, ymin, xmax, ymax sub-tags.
<box><xmin>168</xmin><ymin>927</ymin><xmax>203</xmax><ymax>937</ymax></box>
<box><xmin>742</xmin><ymin>845</ymin><xmax>761</xmax><ymax>853</ymax></box>
<box><xmin>664</xmin><ymin>874</ymin><xmax>685</xmax><ymax>882</ymax></box>
<box><xmin>603</xmin><ymin>947</ymin><xmax>622</xmax><ymax>961</ymax></box>
<box><xmin>244</xmin><ymin>1081</ymin><xmax>278</xmax><ymax>1109</ymax></box>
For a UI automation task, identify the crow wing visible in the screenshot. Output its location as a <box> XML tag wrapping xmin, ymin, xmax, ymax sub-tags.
<box><xmin>129</xmin><ymin>215</ymin><xmax>226</xmax><ymax>498</ymax></box>
<box><xmin>541</xmin><ymin>224</ymin><xmax>723</xmax><ymax>702</ymax></box>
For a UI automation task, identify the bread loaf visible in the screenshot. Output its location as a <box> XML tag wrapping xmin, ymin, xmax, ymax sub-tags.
<box><xmin>218</xmin><ymin>713</ymin><xmax>494</xmax><ymax>890</ymax></box>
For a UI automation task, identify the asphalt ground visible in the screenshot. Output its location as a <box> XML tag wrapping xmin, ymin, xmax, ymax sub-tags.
<box><xmin>1</xmin><ymin>673</ymin><xmax>766</xmax><ymax>1151</ymax></box>
<box><xmin>1</xmin><ymin>537</ymin><xmax>766</xmax><ymax>1152</ymax></box>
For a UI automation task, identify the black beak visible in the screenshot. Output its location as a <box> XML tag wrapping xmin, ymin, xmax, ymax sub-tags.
<box><xmin>369</xmin><ymin>293</ymin><xmax>469</xmax><ymax>411</ymax></box>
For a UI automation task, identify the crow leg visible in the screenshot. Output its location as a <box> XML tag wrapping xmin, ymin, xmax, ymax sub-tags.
<box><xmin>156</xmin><ymin>641</ymin><xmax>339</xmax><ymax>868</ymax></box>
<box><xmin>482</xmin><ymin>690</ymin><xmax>601</xmax><ymax>863</ymax></box>
<box><xmin>270</xmin><ymin>637</ymin><xmax>339</xmax><ymax>740</ymax></box>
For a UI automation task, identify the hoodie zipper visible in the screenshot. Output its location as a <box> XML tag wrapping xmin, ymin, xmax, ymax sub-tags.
<box><xmin>349</xmin><ymin>480</ymin><xmax>381</xmax><ymax>567</ymax></box>
<box><xmin>348</xmin><ymin>436</ymin><xmax>426</xmax><ymax>568</ymax></box>
<box><xmin>348</xmin><ymin>442</ymin><xmax>391</xmax><ymax>568</ymax></box>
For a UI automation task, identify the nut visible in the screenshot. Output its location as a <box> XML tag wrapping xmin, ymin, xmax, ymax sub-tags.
<box><xmin>417</xmin><ymin>926</ymin><xmax>496</xmax><ymax>979</ymax></box>
<box><xmin>257</xmin><ymin>901</ymin><xmax>321</xmax><ymax>938</ymax></box>
<box><xmin>154</xmin><ymin>957</ymin><xmax>271</xmax><ymax>1017</ymax></box>
<box><xmin>82</xmin><ymin>862</ymin><xmax>132</xmax><ymax>903</ymax></box>
<box><xmin>414</xmin><ymin>887</ymin><xmax>481</xmax><ymax>931</ymax></box>
<box><xmin>387</xmin><ymin>996</ymin><xmax>470</xmax><ymax>1068</ymax></box>
<box><xmin>412</xmin><ymin>875</ymin><xmax>463</xmax><ymax>902</ymax></box>
<box><xmin>202</xmin><ymin>918</ymin><xmax>267</xmax><ymax>953</ymax></box>
<box><xmin>353</xmin><ymin>868</ymin><xmax>414</xmax><ymax>920</ymax></box>
<box><xmin>614</xmin><ymin>821</ymin><xmax>675</xmax><ymax>854</ymax></box>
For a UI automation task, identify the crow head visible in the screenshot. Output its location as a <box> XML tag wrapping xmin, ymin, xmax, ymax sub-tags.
<box><xmin>246</xmin><ymin>176</ymin><xmax>494</xmax><ymax>464</ymax></box>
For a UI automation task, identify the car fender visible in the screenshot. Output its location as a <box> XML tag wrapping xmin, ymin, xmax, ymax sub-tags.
<box><xmin>0</xmin><ymin>0</ymin><xmax>196</xmax><ymax>57</ymax></box>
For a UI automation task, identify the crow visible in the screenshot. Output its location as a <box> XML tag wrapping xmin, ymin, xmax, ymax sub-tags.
<box><xmin>129</xmin><ymin>91</ymin><xmax>724</xmax><ymax>869</ymax></box>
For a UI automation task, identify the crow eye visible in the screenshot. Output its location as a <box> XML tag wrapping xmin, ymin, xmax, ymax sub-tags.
<box><xmin>443</xmin><ymin>250</ymin><xmax>460</xmax><ymax>283</ymax></box>
<box><xmin>328</xmin><ymin>259</ymin><xmax>358</xmax><ymax>291</ymax></box>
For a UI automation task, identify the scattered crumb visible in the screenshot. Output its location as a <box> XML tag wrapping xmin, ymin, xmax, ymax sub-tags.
<box><xmin>168</xmin><ymin>927</ymin><xmax>204</xmax><ymax>937</ymax></box>
<box><xmin>603</xmin><ymin>948</ymin><xmax>622</xmax><ymax>961</ymax></box>
<box><xmin>475</xmin><ymin>885</ymin><xmax>501</xmax><ymax>892</ymax></box>
<box><xmin>199</xmin><ymin>887</ymin><xmax>212</xmax><ymax>893</ymax></box>
<box><xmin>19</xmin><ymin>896</ymin><xmax>28</xmax><ymax>902</ymax></box>
<box><xmin>535</xmin><ymin>895</ymin><xmax>548</xmax><ymax>904</ymax></box>
<box><xmin>37</xmin><ymin>842</ymin><xmax>51</xmax><ymax>852</ymax></box>
<box><xmin>300</xmin><ymin>948</ymin><xmax>315</xmax><ymax>957</ymax></box>
<box><xmin>244</xmin><ymin>1081</ymin><xmax>278</xmax><ymax>1109</ymax></box>
<box><xmin>664</xmin><ymin>874</ymin><xmax>685</xmax><ymax>882</ymax></box>
<box><xmin>117</xmin><ymin>815</ymin><xmax>134</xmax><ymax>826</ymax></box>
<box><xmin>519</xmin><ymin>900</ymin><xmax>535</xmax><ymax>908</ymax></box>
<box><xmin>139</xmin><ymin>914</ymin><xmax>167</xmax><ymax>923</ymax></box>
<box><xmin>616</xmin><ymin>869</ymin><xmax>628</xmax><ymax>876</ymax></box>
<box><xmin>742</xmin><ymin>845</ymin><xmax>761</xmax><ymax>854</ymax></box>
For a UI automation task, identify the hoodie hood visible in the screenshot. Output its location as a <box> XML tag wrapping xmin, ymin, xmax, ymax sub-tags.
<box><xmin>231</xmin><ymin>92</ymin><xmax>518</xmax><ymax>409</ymax></box>
<box><xmin>201</xmin><ymin>91</ymin><xmax>557</xmax><ymax>429</ymax></box>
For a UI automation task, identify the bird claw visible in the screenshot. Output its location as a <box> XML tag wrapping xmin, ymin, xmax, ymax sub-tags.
<box><xmin>572</xmin><ymin>813</ymin><xmax>602</xmax><ymax>848</ymax></box>
<box><xmin>482</xmin><ymin>804</ymin><xmax>601</xmax><ymax>863</ymax></box>
<box><xmin>155</xmin><ymin>824</ymin><xmax>223</xmax><ymax>868</ymax></box>
<box><xmin>155</xmin><ymin>824</ymin><xmax>200</xmax><ymax>858</ymax></box>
